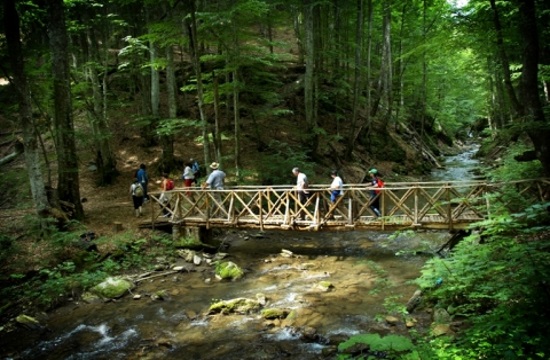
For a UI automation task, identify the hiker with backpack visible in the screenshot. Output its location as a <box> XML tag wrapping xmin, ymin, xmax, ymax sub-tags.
<box><xmin>130</xmin><ymin>178</ymin><xmax>144</xmax><ymax>217</ymax></box>
<box><xmin>136</xmin><ymin>163</ymin><xmax>149</xmax><ymax>202</ymax></box>
<box><xmin>190</xmin><ymin>158</ymin><xmax>201</xmax><ymax>184</ymax></box>
<box><xmin>160</xmin><ymin>173</ymin><xmax>175</xmax><ymax>218</ymax></box>
<box><xmin>367</xmin><ymin>168</ymin><xmax>384</xmax><ymax>217</ymax></box>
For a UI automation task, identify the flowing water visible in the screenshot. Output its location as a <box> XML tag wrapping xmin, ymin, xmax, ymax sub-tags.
<box><xmin>429</xmin><ymin>144</ymin><xmax>481</xmax><ymax>182</ymax></box>
<box><xmin>1</xmin><ymin>147</ymin><xmax>481</xmax><ymax>360</ymax></box>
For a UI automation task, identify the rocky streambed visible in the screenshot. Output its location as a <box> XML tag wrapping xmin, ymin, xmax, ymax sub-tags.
<box><xmin>1</xmin><ymin>229</ymin><xmax>450</xmax><ymax>359</ymax></box>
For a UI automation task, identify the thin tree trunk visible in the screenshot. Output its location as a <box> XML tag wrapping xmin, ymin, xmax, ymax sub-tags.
<box><xmin>304</xmin><ymin>0</ymin><xmax>318</xmax><ymax>157</ymax></box>
<box><xmin>4</xmin><ymin>0</ymin><xmax>51</xmax><ymax>218</ymax></box>
<box><xmin>187</xmin><ymin>0</ymin><xmax>211</xmax><ymax>173</ymax></box>
<box><xmin>162</xmin><ymin>45</ymin><xmax>176</xmax><ymax>172</ymax></box>
<box><xmin>346</xmin><ymin>0</ymin><xmax>364</xmax><ymax>160</ymax></box>
<box><xmin>47</xmin><ymin>0</ymin><xmax>83</xmax><ymax>219</ymax></box>
<box><xmin>213</xmin><ymin>73</ymin><xmax>222</xmax><ymax>164</ymax></box>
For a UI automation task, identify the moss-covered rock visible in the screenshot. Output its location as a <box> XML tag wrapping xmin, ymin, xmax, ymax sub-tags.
<box><xmin>215</xmin><ymin>261</ymin><xmax>244</xmax><ymax>280</ymax></box>
<box><xmin>261</xmin><ymin>308</ymin><xmax>289</xmax><ymax>320</ymax></box>
<box><xmin>208</xmin><ymin>297</ymin><xmax>261</xmax><ymax>315</ymax></box>
<box><xmin>90</xmin><ymin>277</ymin><xmax>134</xmax><ymax>299</ymax></box>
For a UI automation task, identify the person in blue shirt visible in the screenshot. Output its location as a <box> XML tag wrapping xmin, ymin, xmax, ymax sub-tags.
<box><xmin>190</xmin><ymin>158</ymin><xmax>201</xmax><ymax>184</ymax></box>
<box><xmin>136</xmin><ymin>163</ymin><xmax>149</xmax><ymax>201</ymax></box>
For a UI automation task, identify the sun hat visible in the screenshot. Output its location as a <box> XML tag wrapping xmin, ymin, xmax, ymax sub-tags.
<box><xmin>292</xmin><ymin>167</ymin><xmax>300</xmax><ymax>173</ymax></box>
<box><xmin>368</xmin><ymin>168</ymin><xmax>378</xmax><ymax>174</ymax></box>
<box><xmin>210</xmin><ymin>162</ymin><xmax>219</xmax><ymax>170</ymax></box>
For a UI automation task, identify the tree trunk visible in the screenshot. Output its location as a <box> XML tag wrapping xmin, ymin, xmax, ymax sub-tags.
<box><xmin>187</xmin><ymin>0</ymin><xmax>211</xmax><ymax>173</ymax></box>
<box><xmin>47</xmin><ymin>0</ymin><xmax>83</xmax><ymax>219</ymax></box>
<box><xmin>517</xmin><ymin>0</ymin><xmax>550</xmax><ymax>175</ymax></box>
<box><xmin>489</xmin><ymin>0</ymin><xmax>522</xmax><ymax>117</ymax></box>
<box><xmin>86</xmin><ymin>22</ymin><xmax>118</xmax><ymax>185</ymax></box>
<box><xmin>304</xmin><ymin>0</ymin><xmax>318</xmax><ymax>157</ymax></box>
<box><xmin>162</xmin><ymin>45</ymin><xmax>176</xmax><ymax>172</ymax></box>
<box><xmin>4</xmin><ymin>0</ymin><xmax>51</xmax><ymax>218</ymax></box>
<box><xmin>346</xmin><ymin>0</ymin><xmax>364</xmax><ymax>160</ymax></box>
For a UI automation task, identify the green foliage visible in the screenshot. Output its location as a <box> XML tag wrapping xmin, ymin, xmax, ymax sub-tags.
<box><xmin>338</xmin><ymin>333</ymin><xmax>418</xmax><ymax>359</ymax></box>
<box><xmin>416</xmin><ymin>199</ymin><xmax>550</xmax><ymax>359</ymax></box>
<box><xmin>0</xmin><ymin>168</ymin><xmax>31</xmax><ymax>209</ymax></box>
<box><xmin>252</xmin><ymin>140</ymin><xmax>314</xmax><ymax>185</ymax></box>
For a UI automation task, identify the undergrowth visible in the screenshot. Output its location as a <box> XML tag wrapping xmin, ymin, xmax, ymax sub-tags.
<box><xmin>0</xmin><ymin>220</ymin><xmax>175</xmax><ymax>317</ymax></box>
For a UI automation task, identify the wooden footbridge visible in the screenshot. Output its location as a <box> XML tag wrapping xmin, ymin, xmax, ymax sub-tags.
<box><xmin>144</xmin><ymin>179</ymin><xmax>549</xmax><ymax>232</ymax></box>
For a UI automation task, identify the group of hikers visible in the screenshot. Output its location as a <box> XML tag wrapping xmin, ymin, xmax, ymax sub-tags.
<box><xmin>291</xmin><ymin>167</ymin><xmax>383</xmax><ymax>219</ymax></box>
<box><xmin>129</xmin><ymin>160</ymin><xmax>384</xmax><ymax>219</ymax></box>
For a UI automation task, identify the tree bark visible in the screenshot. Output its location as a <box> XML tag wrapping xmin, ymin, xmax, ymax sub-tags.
<box><xmin>516</xmin><ymin>0</ymin><xmax>550</xmax><ymax>175</ymax></box>
<box><xmin>489</xmin><ymin>0</ymin><xmax>522</xmax><ymax>117</ymax></box>
<box><xmin>47</xmin><ymin>0</ymin><xmax>83</xmax><ymax>219</ymax></box>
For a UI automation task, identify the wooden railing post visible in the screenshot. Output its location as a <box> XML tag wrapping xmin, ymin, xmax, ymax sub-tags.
<box><xmin>446</xmin><ymin>183</ymin><xmax>453</xmax><ymax>231</ymax></box>
<box><xmin>414</xmin><ymin>185</ymin><xmax>419</xmax><ymax>226</ymax></box>
<box><xmin>348</xmin><ymin>196</ymin><xmax>353</xmax><ymax>226</ymax></box>
<box><xmin>259</xmin><ymin>190</ymin><xmax>264</xmax><ymax>231</ymax></box>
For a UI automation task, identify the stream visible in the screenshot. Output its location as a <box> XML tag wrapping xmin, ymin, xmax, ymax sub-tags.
<box><xmin>1</xmin><ymin>146</ymin><xmax>481</xmax><ymax>360</ymax></box>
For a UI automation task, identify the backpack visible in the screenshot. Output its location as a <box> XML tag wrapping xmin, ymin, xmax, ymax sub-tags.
<box><xmin>134</xmin><ymin>184</ymin><xmax>144</xmax><ymax>197</ymax></box>
<box><xmin>375</xmin><ymin>178</ymin><xmax>384</xmax><ymax>194</ymax></box>
<box><xmin>166</xmin><ymin>179</ymin><xmax>175</xmax><ymax>191</ymax></box>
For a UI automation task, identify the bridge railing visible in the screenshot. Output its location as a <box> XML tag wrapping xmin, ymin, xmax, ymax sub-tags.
<box><xmin>147</xmin><ymin>179</ymin><xmax>549</xmax><ymax>231</ymax></box>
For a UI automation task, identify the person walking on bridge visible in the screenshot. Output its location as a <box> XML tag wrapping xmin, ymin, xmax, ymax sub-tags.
<box><xmin>368</xmin><ymin>168</ymin><xmax>383</xmax><ymax>217</ymax></box>
<box><xmin>329</xmin><ymin>170</ymin><xmax>343</xmax><ymax>204</ymax></box>
<box><xmin>292</xmin><ymin>167</ymin><xmax>310</xmax><ymax>219</ymax></box>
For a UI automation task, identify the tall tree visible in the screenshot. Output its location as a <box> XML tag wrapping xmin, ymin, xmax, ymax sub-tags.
<box><xmin>517</xmin><ymin>0</ymin><xmax>550</xmax><ymax>175</ymax></box>
<box><xmin>47</xmin><ymin>0</ymin><xmax>83</xmax><ymax>219</ymax></box>
<box><xmin>4</xmin><ymin>0</ymin><xmax>51</xmax><ymax>219</ymax></box>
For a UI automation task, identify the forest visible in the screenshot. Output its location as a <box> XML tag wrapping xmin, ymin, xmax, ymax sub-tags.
<box><xmin>1</xmin><ymin>0</ymin><xmax>550</xmax><ymax>359</ymax></box>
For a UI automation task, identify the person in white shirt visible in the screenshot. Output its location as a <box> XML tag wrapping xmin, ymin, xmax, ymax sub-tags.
<box><xmin>292</xmin><ymin>167</ymin><xmax>310</xmax><ymax>218</ymax></box>
<box><xmin>329</xmin><ymin>170</ymin><xmax>343</xmax><ymax>203</ymax></box>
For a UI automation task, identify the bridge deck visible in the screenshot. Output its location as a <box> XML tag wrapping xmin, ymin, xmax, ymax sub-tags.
<box><xmin>142</xmin><ymin>179</ymin><xmax>548</xmax><ymax>232</ymax></box>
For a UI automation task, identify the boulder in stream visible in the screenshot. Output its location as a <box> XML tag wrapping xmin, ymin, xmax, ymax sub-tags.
<box><xmin>90</xmin><ymin>277</ymin><xmax>134</xmax><ymax>300</ymax></box>
<box><xmin>261</xmin><ymin>308</ymin><xmax>289</xmax><ymax>320</ymax></box>
<box><xmin>208</xmin><ymin>297</ymin><xmax>262</xmax><ymax>315</ymax></box>
<box><xmin>215</xmin><ymin>261</ymin><xmax>244</xmax><ymax>280</ymax></box>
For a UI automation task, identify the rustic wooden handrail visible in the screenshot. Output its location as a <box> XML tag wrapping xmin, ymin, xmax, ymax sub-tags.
<box><xmin>145</xmin><ymin>179</ymin><xmax>550</xmax><ymax>231</ymax></box>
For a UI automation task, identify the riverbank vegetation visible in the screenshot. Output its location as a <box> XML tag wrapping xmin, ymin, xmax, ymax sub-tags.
<box><xmin>1</xmin><ymin>0</ymin><xmax>550</xmax><ymax>358</ymax></box>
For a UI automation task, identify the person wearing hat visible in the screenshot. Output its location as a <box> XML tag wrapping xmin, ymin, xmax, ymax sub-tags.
<box><xmin>329</xmin><ymin>170</ymin><xmax>344</xmax><ymax>204</ymax></box>
<box><xmin>368</xmin><ymin>168</ymin><xmax>382</xmax><ymax>217</ymax></box>
<box><xmin>202</xmin><ymin>162</ymin><xmax>226</xmax><ymax>190</ymax></box>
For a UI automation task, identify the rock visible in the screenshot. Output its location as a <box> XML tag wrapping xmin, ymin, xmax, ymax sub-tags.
<box><xmin>213</xmin><ymin>252</ymin><xmax>228</xmax><ymax>261</ymax></box>
<box><xmin>15</xmin><ymin>314</ymin><xmax>42</xmax><ymax>330</ymax></box>
<box><xmin>280</xmin><ymin>249</ymin><xmax>293</xmax><ymax>258</ymax></box>
<box><xmin>133</xmin><ymin>294</ymin><xmax>142</xmax><ymax>300</ymax></box>
<box><xmin>406</xmin><ymin>319</ymin><xmax>416</xmax><ymax>328</ymax></box>
<box><xmin>152</xmin><ymin>290</ymin><xmax>167</xmax><ymax>301</ymax></box>
<box><xmin>193</xmin><ymin>254</ymin><xmax>202</xmax><ymax>265</ymax></box>
<box><xmin>256</xmin><ymin>293</ymin><xmax>267</xmax><ymax>306</ymax></box>
<box><xmin>406</xmin><ymin>290</ymin><xmax>422</xmax><ymax>313</ymax></box>
<box><xmin>81</xmin><ymin>291</ymin><xmax>102</xmax><ymax>303</ymax></box>
<box><xmin>204</xmin><ymin>278</ymin><xmax>211</xmax><ymax>284</ymax></box>
<box><xmin>215</xmin><ymin>261</ymin><xmax>244</xmax><ymax>280</ymax></box>
<box><xmin>208</xmin><ymin>297</ymin><xmax>261</xmax><ymax>315</ymax></box>
<box><xmin>385</xmin><ymin>315</ymin><xmax>400</xmax><ymax>325</ymax></box>
<box><xmin>173</xmin><ymin>266</ymin><xmax>185</xmax><ymax>271</ymax></box>
<box><xmin>299</xmin><ymin>263</ymin><xmax>316</xmax><ymax>270</ymax></box>
<box><xmin>177</xmin><ymin>249</ymin><xmax>196</xmax><ymax>263</ymax></box>
<box><xmin>300</xmin><ymin>326</ymin><xmax>317</xmax><ymax>342</ymax></box>
<box><xmin>432</xmin><ymin>324</ymin><xmax>453</xmax><ymax>337</ymax></box>
<box><xmin>90</xmin><ymin>277</ymin><xmax>134</xmax><ymax>300</ymax></box>
<box><xmin>261</xmin><ymin>308</ymin><xmax>289</xmax><ymax>320</ymax></box>
<box><xmin>317</xmin><ymin>281</ymin><xmax>333</xmax><ymax>292</ymax></box>
<box><xmin>433</xmin><ymin>308</ymin><xmax>451</xmax><ymax>324</ymax></box>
